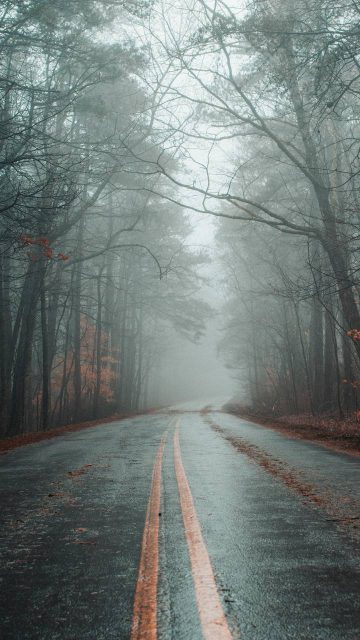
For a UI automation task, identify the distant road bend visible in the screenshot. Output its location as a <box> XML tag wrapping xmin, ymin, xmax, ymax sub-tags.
<box><xmin>1</xmin><ymin>403</ymin><xmax>359</xmax><ymax>639</ymax></box>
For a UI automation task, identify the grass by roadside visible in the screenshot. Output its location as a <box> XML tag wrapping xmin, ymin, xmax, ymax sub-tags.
<box><xmin>223</xmin><ymin>403</ymin><xmax>360</xmax><ymax>457</ymax></box>
<box><xmin>0</xmin><ymin>409</ymin><xmax>159</xmax><ymax>454</ymax></box>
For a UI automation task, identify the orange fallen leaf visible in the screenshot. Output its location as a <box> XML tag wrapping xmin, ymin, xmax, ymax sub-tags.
<box><xmin>67</xmin><ymin>469</ymin><xmax>85</xmax><ymax>478</ymax></box>
<box><xmin>66</xmin><ymin>464</ymin><xmax>93</xmax><ymax>478</ymax></box>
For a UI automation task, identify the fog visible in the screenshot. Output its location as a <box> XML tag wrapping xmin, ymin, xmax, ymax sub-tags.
<box><xmin>156</xmin><ymin>329</ymin><xmax>232</xmax><ymax>406</ymax></box>
<box><xmin>1</xmin><ymin>0</ymin><xmax>360</xmax><ymax>438</ymax></box>
<box><xmin>156</xmin><ymin>288</ymin><xmax>235</xmax><ymax>407</ymax></box>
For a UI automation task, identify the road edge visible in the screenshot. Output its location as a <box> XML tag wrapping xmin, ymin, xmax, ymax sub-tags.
<box><xmin>223</xmin><ymin>409</ymin><xmax>360</xmax><ymax>459</ymax></box>
<box><xmin>0</xmin><ymin>408</ymin><xmax>162</xmax><ymax>455</ymax></box>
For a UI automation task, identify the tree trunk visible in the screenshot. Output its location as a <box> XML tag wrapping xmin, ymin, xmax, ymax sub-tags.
<box><xmin>93</xmin><ymin>269</ymin><xmax>103</xmax><ymax>418</ymax></box>
<box><xmin>72</xmin><ymin>217</ymin><xmax>85</xmax><ymax>422</ymax></box>
<box><xmin>40</xmin><ymin>280</ymin><xmax>50</xmax><ymax>430</ymax></box>
<box><xmin>322</xmin><ymin>298</ymin><xmax>337</xmax><ymax>411</ymax></box>
<box><xmin>7</xmin><ymin>261</ymin><xmax>43</xmax><ymax>436</ymax></box>
<box><xmin>342</xmin><ymin>332</ymin><xmax>355</xmax><ymax>415</ymax></box>
<box><xmin>283</xmin><ymin>302</ymin><xmax>299</xmax><ymax>413</ymax></box>
<box><xmin>309</xmin><ymin>296</ymin><xmax>324</xmax><ymax>412</ymax></box>
<box><xmin>0</xmin><ymin>250</ymin><xmax>12</xmax><ymax>431</ymax></box>
<box><xmin>293</xmin><ymin>301</ymin><xmax>314</xmax><ymax>414</ymax></box>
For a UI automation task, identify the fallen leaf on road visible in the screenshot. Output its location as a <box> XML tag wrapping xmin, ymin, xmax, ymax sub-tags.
<box><xmin>66</xmin><ymin>464</ymin><xmax>93</xmax><ymax>478</ymax></box>
<box><xmin>67</xmin><ymin>469</ymin><xmax>85</xmax><ymax>478</ymax></box>
<box><xmin>74</xmin><ymin>527</ymin><xmax>87</xmax><ymax>533</ymax></box>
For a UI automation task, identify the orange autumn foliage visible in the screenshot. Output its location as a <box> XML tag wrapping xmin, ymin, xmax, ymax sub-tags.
<box><xmin>347</xmin><ymin>329</ymin><xmax>360</xmax><ymax>341</ymax></box>
<box><xmin>19</xmin><ymin>235</ymin><xmax>69</xmax><ymax>261</ymax></box>
<box><xmin>41</xmin><ymin>316</ymin><xmax>119</xmax><ymax>408</ymax></box>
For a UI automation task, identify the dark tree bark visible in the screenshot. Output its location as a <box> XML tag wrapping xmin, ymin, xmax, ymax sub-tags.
<box><xmin>322</xmin><ymin>300</ymin><xmax>337</xmax><ymax>411</ymax></box>
<box><xmin>309</xmin><ymin>296</ymin><xmax>324</xmax><ymax>412</ymax></box>
<box><xmin>72</xmin><ymin>216</ymin><xmax>85</xmax><ymax>422</ymax></box>
<box><xmin>93</xmin><ymin>267</ymin><xmax>104</xmax><ymax>418</ymax></box>
<box><xmin>0</xmin><ymin>251</ymin><xmax>12</xmax><ymax>430</ymax></box>
<box><xmin>40</xmin><ymin>278</ymin><xmax>50</xmax><ymax>430</ymax></box>
<box><xmin>8</xmin><ymin>260</ymin><xmax>43</xmax><ymax>435</ymax></box>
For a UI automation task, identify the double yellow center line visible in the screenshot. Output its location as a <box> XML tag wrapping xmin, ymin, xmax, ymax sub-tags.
<box><xmin>131</xmin><ymin>419</ymin><xmax>233</xmax><ymax>640</ymax></box>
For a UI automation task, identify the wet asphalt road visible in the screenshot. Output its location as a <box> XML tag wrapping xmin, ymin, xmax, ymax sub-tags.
<box><xmin>0</xmin><ymin>408</ymin><xmax>359</xmax><ymax>639</ymax></box>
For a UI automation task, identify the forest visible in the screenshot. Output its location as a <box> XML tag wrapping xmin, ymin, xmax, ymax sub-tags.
<box><xmin>1</xmin><ymin>0</ymin><xmax>360</xmax><ymax>437</ymax></box>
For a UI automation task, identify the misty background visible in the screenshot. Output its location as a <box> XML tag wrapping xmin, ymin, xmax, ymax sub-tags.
<box><xmin>155</xmin><ymin>215</ymin><xmax>235</xmax><ymax>407</ymax></box>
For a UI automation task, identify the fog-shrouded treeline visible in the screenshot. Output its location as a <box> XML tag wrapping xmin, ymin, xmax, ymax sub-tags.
<box><xmin>212</xmin><ymin>0</ymin><xmax>360</xmax><ymax>417</ymax></box>
<box><xmin>217</xmin><ymin>223</ymin><xmax>360</xmax><ymax>417</ymax></box>
<box><xmin>140</xmin><ymin>0</ymin><xmax>360</xmax><ymax>418</ymax></box>
<box><xmin>3</xmin><ymin>0</ymin><xmax>360</xmax><ymax>435</ymax></box>
<box><xmin>0</xmin><ymin>0</ymin><xmax>210</xmax><ymax>436</ymax></box>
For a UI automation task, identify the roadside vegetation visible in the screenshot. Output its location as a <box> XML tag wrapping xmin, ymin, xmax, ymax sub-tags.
<box><xmin>0</xmin><ymin>1</ymin><xmax>209</xmax><ymax>437</ymax></box>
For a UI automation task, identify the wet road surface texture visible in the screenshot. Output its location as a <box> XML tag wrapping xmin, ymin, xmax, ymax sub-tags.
<box><xmin>0</xmin><ymin>407</ymin><xmax>359</xmax><ymax>639</ymax></box>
